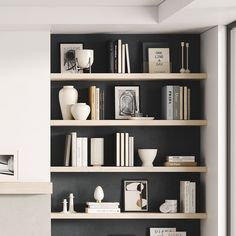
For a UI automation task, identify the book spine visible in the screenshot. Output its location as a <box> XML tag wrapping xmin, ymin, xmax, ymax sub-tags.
<box><xmin>64</xmin><ymin>134</ymin><xmax>71</xmax><ymax>166</ymax></box>
<box><xmin>118</xmin><ymin>39</ymin><xmax>122</xmax><ymax>73</ymax></box>
<box><xmin>173</xmin><ymin>86</ymin><xmax>180</xmax><ymax>120</ymax></box>
<box><xmin>164</xmin><ymin>162</ymin><xmax>197</xmax><ymax>166</ymax></box>
<box><xmin>183</xmin><ymin>86</ymin><xmax>188</xmax><ymax>120</ymax></box>
<box><xmin>85</xmin><ymin>208</ymin><xmax>120</xmax><ymax>213</ymax></box>
<box><xmin>116</xmin><ymin>133</ymin><xmax>120</xmax><ymax>167</ymax></box>
<box><xmin>71</xmin><ymin>132</ymin><xmax>77</xmax><ymax>167</ymax></box>
<box><xmin>88</xmin><ymin>205</ymin><xmax>119</xmax><ymax>209</ymax></box>
<box><xmin>76</xmin><ymin>137</ymin><xmax>82</xmax><ymax>167</ymax></box>
<box><xmin>122</xmin><ymin>44</ymin><xmax>125</xmax><ymax>73</ymax></box>
<box><xmin>95</xmin><ymin>87</ymin><xmax>100</xmax><ymax>120</ymax></box>
<box><xmin>89</xmin><ymin>86</ymin><xmax>96</xmax><ymax>120</ymax></box>
<box><xmin>125</xmin><ymin>44</ymin><xmax>131</xmax><ymax>73</ymax></box>
<box><xmin>187</xmin><ymin>88</ymin><xmax>191</xmax><ymax>120</ymax></box>
<box><xmin>99</xmin><ymin>89</ymin><xmax>104</xmax><ymax>120</ymax></box>
<box><xmin>108</xmin><ymin>41</ymin><xmax>114</xmax><ymax>73</ymax></box>
<box><xmin>167</xmin><ymin>155</ymin><xmax>195</xmax><ymax>160</ymax></box>
<box><xmin>120</xmin><ymin>133</ymin><xmax>125</xmax><ymax>166</ymax></box>
<box><xmin>185</xmin><ymin>181</ymin><xmax>190</xmax><ymax>213</ymax></box>
<box><xmin>114</xmin><ymin>42</ymin><xmax>118</xmax><ymax>73</ymax></box>
<box><xmin>190</xmin><ymin>182</ymin><xmax>196</xmax><ymax>213</ymax></box>
<box><xmin>125</xmin><ymin>133</ymin><xmax>129</xmax><ymax>166</ymax></box>
<box><xmin>128</xmin><ymin>136</ymin><xmax>134</xmax><ymax>167</ymax></box>
<box><xmin>86</xmin><ymin>202</ymin><xmax>119</xmax><ymax>207</ymax></box>
<box><xmin>167</xmin><ymin>86</ymin><xmax>173</xmax><ymax>120</ymax></box>
<box><xmin>150</xmin><ymin>228</ymin><xmax>176</xmax><ymax>236</ymax></box>
<box><xmin>82</xmin><ymin>138</ymin><xmax>88</xmax><ymax>167</ymax></box>
<box><xmin>179</xmin><ymin>86</ymin><xmax>183</xmax><ymax>120</ymax></box>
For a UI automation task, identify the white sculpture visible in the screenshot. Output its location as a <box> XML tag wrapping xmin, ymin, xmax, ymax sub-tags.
<box><xmin>62</xmin><ymin>199</ymin><xmax>68</xmax><ymax>213</ymax></box>
<box><xmin>94</xmin><ymin>186</ymin><xmax>104</xmax><ymax>203</ymax></box>
<box><xmin>180</xmin><ymin>42</ymin><xmax>186</xmax><ymax>73</ymax></box>
<box><xmin>69</xmin><ymin>193</ymin><xmax>76</xmax><ymax>213</ymax></box>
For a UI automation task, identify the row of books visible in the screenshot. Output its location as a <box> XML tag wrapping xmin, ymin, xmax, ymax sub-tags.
<box><xmin>164</xmin><ymin>155</ymin><xmax>197</xmax><ymax>167</ymax></box>
<box><xmin>108</xmin><ymin>39</ymin><xmax>131</xmax><ymax>73</ymax></box>
<box><xmin>64</xmin><ymin>133</ymin><xmax>88</xmax><ymax>167</ymax></box>
<box><xmin>85</xmin><ymin>202</ymin><xmax>120</xmax><ymax>213</ymax></box>
<box><xmin>150</xmin><ymin>228</ymin><xmax>186</xmax><ymax>236</ymax></box>
<box><xmin>116</xmin><ymin>133</ymin><xmax>134</xmax><ymax>167</ymax></box>
<box><xmin>180</xmin><ymin>181</ymin><xmax>196</xmax><ymax>213</ymax></box>
<box><xmin>162</xmin><ymin>85</ymin><xmax>191</xmax><ymax>120</ymax></box>
<box><xmin>89</xmin><ymin>86</ymin><xmax>104</xmax><ymax>120</ymax></box>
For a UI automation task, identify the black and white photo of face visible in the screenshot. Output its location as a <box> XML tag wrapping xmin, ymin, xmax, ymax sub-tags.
<box><xmin>119</xmin><ymin>90</ymin><xmax>137</xmax><ymax>116</ymax></box>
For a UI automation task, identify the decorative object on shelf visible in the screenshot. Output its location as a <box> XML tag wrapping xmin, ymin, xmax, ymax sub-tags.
<box><xmin>185</xmin><ymin>42</ymin><xmax>191</xmax><ymax>73</ymax></box>
<box><xmin>115</xmin><ymin>86</ymin><xmax>140</xmax><ymax>119</ymax></box>
<box><xmin>124</xmin><ymin>180</ymin><xmax>148</xmax><ymax>211</ymax></box>
<box><xmin>180</xmin><ymin>181</ymin><xmax>196</xmax><ymax>213</ymax></box>
<box><xmin>164</xmin><ymin>155</ymin><xmax>197</xmax><ymax>167</ymax></box>
<box><xmin>71</xmin><ymin>103</ymin><xmax>91</xmax><ymax>120</ymax></box>
<box><xmin>69</xmin><ymin>193</ymin><xmax>76</xmax><ymax>213</ymax></box>
<box><xmin>90</xmin><ymin>138</ymin><xmax>104</xmax><ymax>166</ymax></box>
<box><xmin>0</xmin><ymin>151</ymin><xmax>18</xmax><ymax>181</ymax></box>
<box><xmin>150</xmin><ymin>227</ymin><xmax>176</xmax><ymax>236</ymax></box>
<box><xmin>59</xmin><ymin>85</ymin><xmax>78</xmax><ymax>120</ymax></box>
<box><xmin>60</xmin><ymin>43</ymin><xmax>83</xmax><ymax>73</ymax></box>
<box><xmin>94</xmin><ymin>186</ymin><xmax>104</xmax><ymax>203</ymax></box>
<box><xmin>62</xmin><ymin>199</ymin><xmax>68</xmax><ymax>213</ymax></box>
<box><xmin>86</xmin><ymin>201</ymin><xmax>120</xmax><ymax>213</ymax></box>
<box><xmin>159</xmin><ymin>200</ymin><xmax>177</xmax><ymax>213</ymax></box>
<box><xmin>76</xmin><ymin>49</ymin><xmax>94</xmax><ymax>73</ymax></box>
<box><xmin>138</xmin><ymin>149</ymin><xmax>157</xmax><ymax>167</ymax></box>
<box><xmin>180</xmin><ymin>42</ymin><xmax>186</xmax><ymax>73</ymax></box>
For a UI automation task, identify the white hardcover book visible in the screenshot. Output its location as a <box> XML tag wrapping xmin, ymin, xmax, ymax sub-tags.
<box><xmin>167</xmin><ymin>156</ymin><xmax>195</xmax><ymax>161</ymax></box>
<box><xmin>125</xmin><ymin>44</ymin><xmax>131</xmax><ymax>73</ymax></box>
<box><xmin>190</xmin><ymin>182</ymin><xmax>196</xmax><ymax>213</ymax></box>
<box><xmin>179</xmin><ymin>86</ymin><xmax>183</xmax><ymax>120</ymax></box>
<box><xmin>128</xmin><ymin>137</ymin><xmax>134</xmax><ymax>166</ymax></box>
<box><xmin>86</xmin><ymin>202</ymin><xmax>119</xmax><ymax>207</ymax></box>
<box><xmin>88</xmin><ymin>205</ymin><xmax>119</xmax><ymax>209</ymax></box>
<box><xmin>183</xmin><ymin>86</ymin><xmax>188</xmax><ymax>120</ymax></box>
<box><xmin>82</xmin><ymin>138</ymin><xmax>88</xmax><ymax>167</ymax></box>
<box><xmin>120</xmin><ymin>133</ymin><xmax>125</xmax><ymax>166</ymax></box>
<box><xmin>76</xmin><ymin>137</ymin><xmax>83</xmax><ymax>167</ymax></box>
<box><xmin>163</xmin><ymin>232</ymin><xmax>186</xmax><ymax>236</ymax></box>
<box><xmin>71</xmin><ymin>132</ymin><xmax>77</xmax><ymax>167</ymax></box>
<box><xmin>187</xmin><ymin>88</ymin><xmax>191</xmax><ymax>120</ymax></box>
<box><xmin>122</xmin><ymin>44</ymin><xmax>125</xmax><ymax>73</ymax></box>
<box><xmin>95</xmin><ymin>88</ymin><xmax>100</xmax><ymax>120</ymax></box>
<box><xmin>162</xmin><ymin>86</ymin><xmax>173</xmax><ymax>120</ymax></box>
<box><xmin>180</xmin><ymin>181</ymin><xmax>190</xmax><ymax>213</ymax></box>
<box><xmin>64</xmin><ymin>134</ymin><xmax>71</xmax><ymax>166</ymax></box>
<box><xmin>85</xmin><ymin>208</ymin><xmax>120</xmax><ymax>213</ymax></box>
<box><xmin>125</xmin><ymin>133</ymin><xmax>129</xmax><ymax>167</ymax></box>
<box><xmin>150</xmin><ymin>228</ymin><xmax>176</xmax><ymax>236</ymax></box>
<box><xmin>118</xmin><ymin>39</ymin><xmax>122</xmax><ymax>73</ymax></box>
<box><xmin>116</xmin><ymin>133</ymin><xmax>121</xmax><ymax>166</ymax></box>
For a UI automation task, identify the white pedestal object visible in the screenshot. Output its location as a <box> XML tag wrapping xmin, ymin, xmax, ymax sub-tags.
<box><xmin>185</xmin><ymin>42</ymin><xmax>191</xmax><ymax>73</ymax></box>
<box><xmin>180</xmin><ymin>42</ymin><xmax>186</xmax><ymax>73</ymax></box>
<box><xmin>138</xmin><ymin>149</ymin><xmax>157</xmax><ymax>167</ymax></box>
<box><xmin>62</xmin><ymin>199</ymin><xmax>68</xmax><ymax>213</ymax></box>
<box><xmin>69</xmin><ymin>193</ymin><xmax>76</xmax><ymax>213</ymax></box>
<box><xmin>90</xmin><ymin>138</ymin><xmax>104</xmax><ymax>166</ymax></box>
<box><xmin>94</xmin><ymin>186</ymin><xmax>104</xmax><ymax>203</ymax></box>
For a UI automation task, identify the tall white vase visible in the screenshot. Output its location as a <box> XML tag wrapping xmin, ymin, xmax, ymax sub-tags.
<box><xmin>59</xmin><ymin>86</ymin><xmax>78</xmax><ymax>120</ymax></box>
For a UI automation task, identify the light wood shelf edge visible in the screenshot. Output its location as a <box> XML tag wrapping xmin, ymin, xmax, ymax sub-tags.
<box><xmin>51</xmin><ymin>73</ymin><xmax>207</xmax><ymax>81</ymax></box>
<box><xmin>51</xmin><ymin>212</ymin><xmax>207</xmax><ymax>219</ymax></box>
<box><xmin>50</xmin><ymin>166</ymin><xmax>207</xmax><ymax>173</ymax></box>
<box><xmin>50</xmin><ymin>120</ymin><xmax>207</xmax><ymax>127</ymax></box>
<box><xmin>0</xmin><ymin>182</ymin><xmax>53</xmax><ymax>194</ymax></box>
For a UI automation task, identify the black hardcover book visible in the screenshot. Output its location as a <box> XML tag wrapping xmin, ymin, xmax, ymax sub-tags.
<box><xmin>99</xmin><ymin>89</ymin><xmax>105</xmax><ymax>120</ymax></box>
<box><xmin>108</xmin><ymin>41</ymin><xmax>115</xmax><ymax>73</ymax></box>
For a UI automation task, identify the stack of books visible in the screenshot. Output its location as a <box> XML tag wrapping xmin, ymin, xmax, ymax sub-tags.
<box><xmin>108</xmin><ymin>39</ymin><xmax>131</xmax><ymax>73</ymax></box>
<box><xmin>162</xmin><ymin>85</ymin><xmax>190</xmax><ymax>120</ymax></box>
<box><xmin>89</xmin><ymin>86</ymin><xmax>105</xmax><ymax>120</ymax></box>
<box><xmin>164</xmin><ymin>155</ymin><xmax>197</xmax><ymax>167</ymax></box>
<box><xmin>85</xmin><ymin>202</ymin><xmax>120</xmax><ymax>213</ymax></box>
<box><xmin>180</xmin><ymin>181</ymin><xmax>196</xmax><ymax>213</ymax></box>
<box><xmin>150</xmin><ymin>228</ymin><xmax>186</xmax><ymax>236</ymax></box>
<box><xmin>116</xmin><ymin>132</ymin><xmax>134</xmax><ymax>167</ymax></box>
<box><xmin>64</xmin><ymin>132</ymin><xmax>88</xmax><ymax>167</ymax></box>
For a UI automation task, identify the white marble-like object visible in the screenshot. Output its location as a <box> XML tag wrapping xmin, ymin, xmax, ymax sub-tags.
<box><xmin>69</xmin><ymin>193</ymin><xmax>76</xmax><ymax>213</ymax></box>
<box><xmin>94</xmin><ymin>186</ymin><xmax>104</xmax><ymax>203</ymax></box>
<box><xmin>62</xmin><ymin>199</ymin><xmax>68</xmax><ymax>213</ymax></box>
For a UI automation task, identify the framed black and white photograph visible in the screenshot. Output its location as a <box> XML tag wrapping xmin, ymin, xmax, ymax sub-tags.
<box><xmin>0</xmin><ymin>152</ymin><xmax>18</xmax><ymax>181</ymax></box>
<box><xmin>115</xmin><ymin>86</ymin><xmax>140</xmax><ymax>119</ymax></box>
<box><xmin>60</xmin><ymin>43</ymin><xmax>83</xmax><ymax>73</ymax></box>
<box><xmin>124</xmin><ymin>180</ymin><xmax>148</xmax><ymax>211</ymax></box>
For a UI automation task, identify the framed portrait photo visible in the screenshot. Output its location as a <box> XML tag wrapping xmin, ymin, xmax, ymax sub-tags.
<box><xmin>60</xmin><ymin>43</ymin><xmax>83</xmax><ymax>73</ymax></box>
<box><xmin>124</xmin><ymin>180</ymin><xmax>148</xmax><ymax>211</ymax></box>
<box><xmin>115</xmin><ymin>86</ymin><xmax>140</xmax><ymax>119</ymax></box>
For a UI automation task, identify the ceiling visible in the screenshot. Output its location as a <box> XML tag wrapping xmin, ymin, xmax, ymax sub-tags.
<box><xmin>0</xmin><ymin>0</ymin><xmax>235</xmax><ymax>33</ymax></box>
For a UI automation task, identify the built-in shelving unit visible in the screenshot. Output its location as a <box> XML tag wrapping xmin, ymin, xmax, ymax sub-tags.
<box><xmin>0</xmin><ymin>182</ymin><xmax>52</xmax><ymax>194</ymax></box>
<box><xmin>51</xmin><ymin>212</ymin><xmax>207</xmax><ymax>220</ymax></box>
<box><xmin>50</xmin><ymin>166</ymin><xmax>207</xmax><ymax>173</ymax></box>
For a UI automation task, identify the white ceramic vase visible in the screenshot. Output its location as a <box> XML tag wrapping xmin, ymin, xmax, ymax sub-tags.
<box><xmin>71</xmin><ymin>103</ymin><xmax>90</xmax><ymax>120</ymax></box>
<box><xmin>76</xmin><ymin>49</ymin><xmax>94</xmax><ymax>69</ymax></box>
<box><xmin>138</xmin><ymin>149</ymin><xmax>158</xmax><ymax>167</ymax></box>
<box><xmin>94</xmin><ymin>186</ymin><xmax>104</xmax><ymax>203</ymax></box>
<box><xmin>59</xmin><ymin>86</ymin><xmax>78</xmax><ymax>120</ymax></box>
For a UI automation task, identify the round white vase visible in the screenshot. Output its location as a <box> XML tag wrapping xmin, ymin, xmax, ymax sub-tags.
<box><xmin>59</xmin><ymin>86</ymin><xmax>78</xmax><ymax>120</ymax></box>
<box><xmin>138</xmin><ymin>149</ymin><xmax>158</xmax><ymax>167</ymax></box>
<box><xmin>71</xmin><ymin>103</ymin><xmax>90</xmax><ymax>120</ymax></box>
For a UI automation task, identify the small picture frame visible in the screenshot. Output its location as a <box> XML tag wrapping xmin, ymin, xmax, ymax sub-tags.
<box><xmin>0</xmin><ymin>151</ymin><xmax>18</xmax><ymax>181</ymax></box>
<box><xmin>60</xmin><ymin>43</ymin><xmax>83</xmax><ymax>73</ymax></box>
<box><xmin>115</xmin><ymin>86</ymin><xmax>140</xmax><ymax>119</ymax></box>
<box><xmin>124</xmin><ymin>180</ymin><xmax>148</xmax><ymax>211</ymax></box>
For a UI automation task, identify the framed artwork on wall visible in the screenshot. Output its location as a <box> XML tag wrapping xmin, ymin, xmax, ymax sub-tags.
<box><xmin>124</xmin><ymin>180</ymin><xmax>148</xmax><ymax>211</ymax></box>
<box><xmin>115</xmin><ymin>86</ymin><xmax>140</xmax><ymax>119</ymax></box>
<box><xmin>60</xmin><ymin>43</ymin><xmax>83</xmax><ymax>73</ymax></box>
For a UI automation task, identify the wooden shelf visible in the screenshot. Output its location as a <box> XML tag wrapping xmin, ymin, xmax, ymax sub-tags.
<box><xmin>0</xmin><ymin>182</ymin><xmax>53</xmax><ymax>194</ymax></box>
<box><xmin>51</xmin><ymin>212</ymin><xmax>207</xmax><ymax>220</ymax></box>
<box><xmin>51</xmin><ymin>166</ymin><xmax>207</xmax><ymax>173</ymax></box>
<box><xmin>51</xmin><ymin>73</ymin><xmax>207</xmax><ymax>81</ymax></box>
<box><xmin>51</xmin><ymin>120</ymin><xmax>207</xmax><ymax>127</ymax></box>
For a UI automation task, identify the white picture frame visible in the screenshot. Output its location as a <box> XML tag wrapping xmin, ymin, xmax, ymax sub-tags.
<box><xmin>124</xmin><ymin>180</ymin><xmax>148</xmax><ymax>211</ymax></box>
<box><xmin>115</xmin><ymin>86</ymin><xmax>140</xmax><ymax>119</ymax></box>
<box><xmin>60</xmin><ymin>43</ymin><xmax>83</xmax><ymax>73</ymax></box>
<box><xmin>0</xmin><ymin>151</ymin><xmax>18</xmax><ymax>182</ymax></box>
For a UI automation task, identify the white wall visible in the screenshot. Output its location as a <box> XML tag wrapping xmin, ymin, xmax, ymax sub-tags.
<box><xmin>0</xmin><ymin>31</ymin><xmax>50</xmax><ymax>182</ymax></box>
<box><xmin>200</xmin><ymin>26</ymin><xmax>227</xmax><ymax>236</ymax></box>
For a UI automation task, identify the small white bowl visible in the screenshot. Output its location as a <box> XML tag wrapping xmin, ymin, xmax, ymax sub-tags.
<box><xmin>138</xmin><ymin>149</ymin><xmax>158</xmax><ymax>167</ymax></box>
